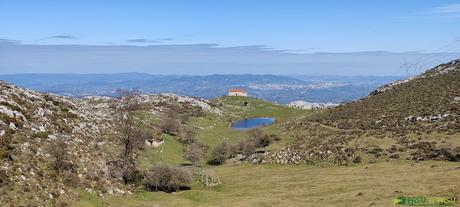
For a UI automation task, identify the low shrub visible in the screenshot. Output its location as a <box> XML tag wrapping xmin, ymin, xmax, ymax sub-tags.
<box><xmin>180</xmin><ymin>129</ymin><xmax>197</xmax><ymax>144</ymax></box>
<box><xmin>248</xmin><ymin>128</ymin><xmax>264</xmax><ymax>139</ymax></box>
<box><xmin>237</xmin><ymin>140</ymin><xmax>256</xmax><ymax>155</ymax></box>
<box><xmin>143</xmin><ymin>165</ymin><xmax>192</xmax><ymax>192</ymax></box>
<box><xmin>160</xmin><ymin>110</ymin><xmax>181</xmax><ymax>136</ymax></box>
<box><xmin>248</xmin><ymin>128</ymin><xmax>277</xmax><ymax>148</ymax></box>
<box><xmin>254</xmin><ymin>135</ymin><xmax>274</xmax><ymax>148</ymax></box>
<box><xmin>0</xmin><ymin>133</ymin><xmax>13</xmax><ymax>160</ymax></box>
<box><xmin>33</xmin><ymin>131</ymin><xmax>49</xmax><ymax>139</ymax></box>
<box><xmin>49</xmin><ymin>140</ymin><xmax>76</xmax><ymax>173</ymax></box>
<box><xmin>183</xmin><ymin>142</ymin><xmax>208</xmax><ymax>166</ymax></box>
<box><xmin>0</xmin><ymin>169</ymin><xmax>9</xmax><ymax>187</ymax></box>
<box><xmin>63</xmin><ymin>172</ymin><xmax>80</xmax><ymax>187</ymax></box>
<box><xmin>353</xmin><ymin>156</ymin><xmax>363</xmax><ymax>163</ymax></box>
<box><xmin>208</xmin><ymin>141</ymin><xmax>237</xmax><ymax>165</ymax></box>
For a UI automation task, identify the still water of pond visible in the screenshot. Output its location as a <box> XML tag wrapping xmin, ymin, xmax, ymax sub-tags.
<box><xmin>231</xmin><ymin>117</ymin><xmax>276</xmax><ymax>130</ymax></box>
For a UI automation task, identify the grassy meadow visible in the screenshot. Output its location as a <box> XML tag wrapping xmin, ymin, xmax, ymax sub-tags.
<box><xmin>73</xmin><ymin>161</ymin><xmax>460</xmax><ymax>207</ymax></box>
<box><xmin>73</xmin><ymin>96</ymin><xmax>460</xmax><ymax>207</ymax></box>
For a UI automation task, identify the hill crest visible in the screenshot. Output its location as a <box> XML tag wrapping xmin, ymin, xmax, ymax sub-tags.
<box><xmin>306</xmin><ymin>59</ymin><xmax>460</xmax><ymax>131</ymax></box>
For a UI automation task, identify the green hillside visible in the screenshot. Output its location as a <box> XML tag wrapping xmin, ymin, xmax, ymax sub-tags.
<box><xmin>307</xmin><ymin>59</ymin><xmax>460</xmax><ymax>132</ymax></box>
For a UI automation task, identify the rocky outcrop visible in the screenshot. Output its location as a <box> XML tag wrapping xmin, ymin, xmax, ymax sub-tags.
<box><xmin>404</xmin><ymin>114</ymin><xmax>453</xmax><ymax>122</ymax></box>
<box><xmin>229</xmin><ymin>147</ymin><xmax>357</xmax><ymax>165</ymax></box>
<box><xmin>141</xmin><ymin>93</ymin><xmax>222</xmax><ymax>115</ymax></box>
<box><xmin>0</xmin><ymin>81</ymin><xmax>122</xmax><ymax>205</ymax></box>
<box><xmin>288</xmin><ymin>101</ymin><xmax>338</xmax><ymax>110</ymax></box>
<box><xmin>0</xmin><ymin>81</ymin><xmax>221</xmax><ymax>206</ymax></box>
<box><xmin>370</xmin><ymin>59</ymin><xmax>460</xmax><ymax>96</ymax></box>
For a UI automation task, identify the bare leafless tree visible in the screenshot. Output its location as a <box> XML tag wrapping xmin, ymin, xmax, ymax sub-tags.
<box><xmin>49</xmin><ymin>139</ymin><xmax>75</xmax><ymax>173</ymax></box>
<box><xmin>160</xmin><ymin>110</ymin><xmax>181</xmax><ymax>136</ymax></box>
<box><xmin>114</xmin><ymin>89</ymin><xmax>150</xmax><ymax>184</ymax></box>
<box><xmin>183</xmin><ymin>142</ymin><xmax>208</xmax><ymax>166</ymax></box>
<box><xmin>143</xmin><ymin>165</ymin><xmax>192</xmax><ymax>192</ymax></box>
<box><xmin>208</xmin><ymin>140</ymin><xmax>236</xmax><ymax>165</ymax></box>
<box><xmin>181</xmin><ymin>128</ymin><xmax>196</xmax><ymax>145</ymax></box>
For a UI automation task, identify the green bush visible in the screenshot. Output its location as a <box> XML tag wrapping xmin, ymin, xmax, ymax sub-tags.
<box><xmin>61</xmin><ymin>107</ymin><xmax>69</xmax><ymax>113</ymax></box>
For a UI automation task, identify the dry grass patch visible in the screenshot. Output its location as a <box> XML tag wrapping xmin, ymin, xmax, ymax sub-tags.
<box><xmin>73</xmin><ymin>160</ymin><xmax>460</xmax><ymax>207</ymax></box>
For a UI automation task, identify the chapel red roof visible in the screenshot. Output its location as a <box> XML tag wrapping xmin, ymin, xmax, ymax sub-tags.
<box><xmin>228</xmin><ymin>88</ymin><xmax>246</xmax><ymax>92</ymax></box>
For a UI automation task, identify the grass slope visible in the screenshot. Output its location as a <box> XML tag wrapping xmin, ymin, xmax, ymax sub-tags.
<box><xmin>139</xmin><ymin>135</ymin><xmax>188</xmax><ymax>167</ymax></box>
<box><xmin>189</xmin><ymin>96</ymin><xmax>308</xmax><ymax>151</ymax></box>
<box><xmin>135</xmin><ymin>96</ymin><xmax>306</xmax><ymax>167</ymax></box>
<box><xmin>73</xmin><ymin>161</ymin><xmax>460</xmax><ymax>207</ymax></box>
<box><xmin>309</xmin><ymin>60</ymin><xmax>460</xmax><ymax>130</ymax></box>
<box><xmin>72</xmin><ymin>95</ymin><xmax>460</xmax><ymax>207</ymax></box>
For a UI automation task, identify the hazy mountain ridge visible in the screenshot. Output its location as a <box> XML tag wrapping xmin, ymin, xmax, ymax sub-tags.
<box><xmin>0</xmin><ymin>73</ymin><xmax>402</xmax><ymax>104</ymax></box>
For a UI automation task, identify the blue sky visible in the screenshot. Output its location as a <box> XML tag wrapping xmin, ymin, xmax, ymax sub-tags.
<box><xmin>1</xmin><ymin>0</ymin><xmax>460</xmax><ymax>75</ymax></box>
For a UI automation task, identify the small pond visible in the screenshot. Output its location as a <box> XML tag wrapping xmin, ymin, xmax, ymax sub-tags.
<box><xmin>231</xmin><ymin>117</ymin><xmax>276</xmax><ymax>130</ymax></box>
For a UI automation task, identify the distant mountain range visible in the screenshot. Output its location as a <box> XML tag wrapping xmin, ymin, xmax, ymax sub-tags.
<box><xmin>0</xmin><ymin>73</ymin><xmax>403</xmax><ymax>104</ymax></box>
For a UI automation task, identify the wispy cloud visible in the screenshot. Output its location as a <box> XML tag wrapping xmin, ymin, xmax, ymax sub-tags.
<box><xmin>397</xmin><ymin>4</ymin><xmax>460</xmax><ymax>19</ymax></box>
<box><xmin>157</xmin><ymin>38</ymin><xmax>174</xmax><ymax>41</ymax></box>
<box><xmin>0</xmin><ymin>38</ymin><xmax>21</xmax><ymax>44</ymax></box>
<box><xmin>48</xmin><ymin>35</ymin><xmax>77</xmax><ymax>39</ymax></box>
<box><xmin>37</xmin><ymin>35</ymin><xmax>78</xmax><ymax>41</ymax></box>
<box><xmin>424</xmin><ymin>4</ymin><xmax>460</xmax><ymax>15</ymax></box>
<box><xmin>126</xmin><ymin>38</ymin><xmax>174</xmax><ymax>44</ymax></box>
<box><xmin>126</xmin><ymin>38</ymin><xmax>158</xmax><ymax>43</ymax></box>
<box><xmin>417</xmin><ymin>4</ymin><xmax>460</xmax><ymax>19</ymax></box>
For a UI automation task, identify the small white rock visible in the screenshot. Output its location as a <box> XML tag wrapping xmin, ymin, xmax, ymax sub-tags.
<box><xmin>9</xmin><ymin>123</ymin><xmax>17</xmax><ymax>130</ymax></box>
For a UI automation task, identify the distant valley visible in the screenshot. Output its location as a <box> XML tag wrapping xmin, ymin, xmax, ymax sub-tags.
<box><xmin>0</xmin><ymin>60</ymin><xmax>458</xmax><ymax>206</ymax></box>
<box><xmin>0</xmin><ymin>73</ymin><xmax>403</xmax><ymax>104</ymax></box>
